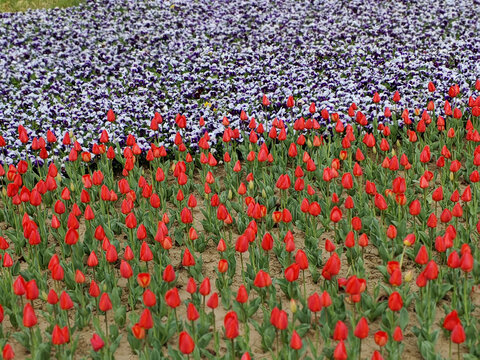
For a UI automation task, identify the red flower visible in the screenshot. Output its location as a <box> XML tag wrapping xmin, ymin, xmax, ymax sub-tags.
<box><xmin>253</xmin><ymin>270</ymin><xmax>272</xmax><ymax>288</ymax></box>
<box><xmin>99</xmin><ymin>293</ymin><xmax>112</xmax><ymax>312</ymax></box>
<box><xmin>286</xmin><ymin>95</ymin><xmax>295</xmax><ymax>108</ymax></box>
<box><xmin>91</xmin><ymin>333</ymin><xmax>105</xmax><ymax>352</ymax></box>
<box><xmin>333</xmin><ymin>340</ymin><xmax>348</xmax><ymax>360</ymax></box>
<box><xmin>143</xmin><ymin>289</ymin><xmax>157</xmax><ymax>307</ymax></box>
<box><xmin>137</xmin><ymin>273</ymin><xmax>151</xmax><ymax>288</ymax></box>
<box><xmin>451</xmin><ymin>324</ymin><xmax>466</xmax><ymax>344</ymax></box>
<box><xmin>165</xmin><ymin>288</ymin><xmax>181</xmax><ymax>308</ymax></box>
<box><xmin>52</xmin><ymin>325</ymin><xmax>67</xmax><ymax>345</ymax></box>
<box><xmin>139</xmin><ymin>308</ymin><xmax>153</xmax><ymax>329</ymax></box>
<box><xmin>460</xmin><ymin>252</ymin><xmax>474</xmax><ymax>272</ymax></box>
<box><xmin>236</xmin><ymin>285</ymin><xmax>248</xmax><ymax>304</ymax></box>
<box><xmin>179</xmin><ymin>331</ymin><xmax>195</xmax><ymax>355</ymax></box>
<box><xmin>60</xmin><ymin>291</ymin><xmax>74</xmax><ymax>310</ymax></box>
<box><xmin>23</xmin><ymin>303</ymin><xmax>37</xmax><ymax>328</ymax></box>
<box><xmin>120</xmin><ymin>260</ymin><xmax>133</xmax><ymax>279</ymax></box>
<box><xmin>354</xmin><ymin>317</ymin><xmax>369</xmax><ymax>339</ymax></box>
<box><xmin>125</xmin><ymin>212</ymin><xmax>137</xmax><ymax>229</ymax></box>
<box><xmin>330</xmin><ymin>206</ymin><xmax>343</xmax><ymax>223</ymax></box>
<box><xmin>374</xmin><ymin>331</ymin><xmax>388</xmax><ymax>346</ymax></box>
<box><xmin>207</xmin><ymin>293</ymin><xmax>219</xmax><ymax>309</ymax></box>
<box><xmin>132</xmin><ymin>324</ymin><xmax>145</xmax><ymax>340</ymax></box>
<box><xmin>415</xmin><ymin>245</ymin><xmax>429</xmax><ymax>265</ymax></box>
<box><xmin>224</xmin><ymin>311</ymin><xmax>239</xmax><ymax>339</ymax></box>
<box><xmin>285</xmin><ymin>263</ymin><xmax>300</xmax><ymax>282</ymax></box>
<box><xmin>2</xmin><ymin>344</ymin><xmax>14</xmax><ymax>360</ymax></box>
<box><xmin>140</xmin><ymin>242</ymin><xmax>153</xmax><ymax>262</ymax></box>
<box><xmin>443</xmin><ymin>310</ymin><xmax>460</xmax><ymax>331</ymax></box>
<box><xmin>187</xmin><ymin>303</ymin><xmax>199</xmax><ymax>322</ymax></box>
<box><xmin>290</xmin><ymin>330</ymin><xmax>302</xmax><ymax>350</ymax></box>
<box><xmin>322</xmin><ymin>253</ymin><xmax>341</xmax><ymax>280</ymax></box>
<box><xmin>388</xmin><ymin>292</ymin><xmax>403</xmax><ymax>311</ymax></box>
<box><xmin>333</xmin><ymin>320</ymin><xmax>348</xmax><ymax>341</ymax></box>
<box><xmin>393</xmin><ymin>326</ymin><xmax>403</xmax><ymax>342</ymax></box>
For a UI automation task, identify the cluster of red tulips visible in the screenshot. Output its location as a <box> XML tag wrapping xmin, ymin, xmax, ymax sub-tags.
<box><xmin>0</xmin><ymin>81</ymin><xmax>480</xmax><ymax>359</ymax></box>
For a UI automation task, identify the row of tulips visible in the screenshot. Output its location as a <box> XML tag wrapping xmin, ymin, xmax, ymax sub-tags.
<box><xmin>0</xmin><ymin>84</ymin><xmax>480</xmax><ymax>359</ymax></box>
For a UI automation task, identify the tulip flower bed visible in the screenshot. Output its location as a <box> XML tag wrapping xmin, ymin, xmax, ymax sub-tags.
<box><xmin>1</xmin><ymin>85</ymin><xmax>480</xmax><ymax>360</ymax></box>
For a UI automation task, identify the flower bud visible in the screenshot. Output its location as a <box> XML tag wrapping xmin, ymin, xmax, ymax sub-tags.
<box><xmin>450</xmin><ymin>172</ymin><xmax>454</xmax><ymax>181</ymax></box>
<box><xmin>228</xmin><ymin>189</ymin><xmax>233</xmax><ymax>200</ymax></box>
<box><xmin>290</xmin><ymin>299</ymin><xmax>297</xmax><ymax>314</ymax></box>
<box><xmin>248</xmin><ymin>181</ymin><xmax>254</xmax><ymax>190</ymax></box>
<box><xmin>262</xmin><ymin>189</ymin><xmax>267</xmax><ymax>198</ymax></box>
<box><xmin>404</xmin><ymin>270</ymin><xmax>413</xmax><ymax>282</ymax></box>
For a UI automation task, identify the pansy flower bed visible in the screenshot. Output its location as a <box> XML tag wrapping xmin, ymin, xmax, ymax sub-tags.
<box><xmin>0</xmin><ymin>83</ymin><xmax>480</xmax><ymax>359</ymax></box>
<box><xmin>1</xmin><ymin>0</ymin><xmax>480</xmax><ymax>163</ymax></box>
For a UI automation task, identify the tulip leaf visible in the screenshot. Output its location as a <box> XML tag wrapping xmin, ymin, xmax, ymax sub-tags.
<box><xmin>399</xmin><ymin>307</ymin><xmax>409</xmax><ymax>329</ymax></box>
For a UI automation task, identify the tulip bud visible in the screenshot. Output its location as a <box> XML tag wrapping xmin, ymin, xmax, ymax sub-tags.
<box><xmin>449</xmin><ymin>172</ymin><xmax>454</xmax><ymax>181</ymax></box>
<box><xmin>372</xmin><ymin>146</ymin><xmax>377</xmax><ymax>154</ymax></box>
<box><xmin>248</xmin><ymin>181</ymin><xmax>254</xmax><ymax>190</ymax></box>
<box><xmin>290</xmin><ymin>299</ymin><xmax>297</xmax><ymax>314</ymax></box>
<box><xmin>307</xmin><ymin>139</ymin><xmax>312</xmax><ymax>148</ymax></box>
<box><xmin>262</xmin><ymin>189</ymin><xmax>267</xmax><ymax>198</ymax></box>
<box><xmin>404</xmin><ymin>270</ymin><xmax>413</xmax><ymax>282</ymax></box>
<box><xmin>228</xmin><ymin>189</ymin><xmax>233</xmax><ymax>200</ymax></box>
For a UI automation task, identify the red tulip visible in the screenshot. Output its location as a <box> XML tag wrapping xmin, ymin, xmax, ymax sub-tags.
<box><xmin>285</xmin><ymin>263</ymin><xmax>300</xmax><ymax>282</ymax></box>
<box><xmin>330</xmin><ymin>206</ymin><xmax>342</xmax><ymax>223</ymax></box>
<box><xmin>451</xmin><ymin>324</ymin><xmax>466</xmax><ymax>344</ymax></box>
<box><xmin>91</xmin><ymin>333</ymin><xmax>105</xmax><ymax>352</ymax></box>
<box><xmin>290</xmin><ymin>330</ymin><xmax>302</xmax><ymax>350</ymax></box>
<box><xmin>393</xmin><ymin>326</ymin><xmax>403</xmax><ymax>342</ymax></box>
<box><xmin>187</xmin><ymin>303</ymin><xmax>199</xmax><ymax>322</ymax></box>
<box><xmin>333</xmin><ymin>320</ymin><xmax>348</xmax><ymax>341</ymax></box>
<box><xmin>52</xmin><ymin>325</ymin><xmax>66</xmax><ymax>345</ymax></box>
<box><xmin>388</xmin><ymin>292</ymin><xmax>403</xmax><ymax>311</ymax></box>
<box><xmin>139</xmin><ymin>308</ymin><xmax>153</xmax><ymax>329</ymax></box>
<box><xmin>132</xmin><ymin>323</ymin><xmax>146</xmax><ymax>340</ymax></box>
<box><xmin>415</xmin><ymin>245</ymin><xmax>429</xmax><ymax>265</ymax></box>
<box><xmin>374</xmin><ymin>331</ymin><xmax>388</xmax><ymax>347</ymax></box>
<box><xmin>354</xmin><ymin>317</ymin><xmax>369</xmax><ymax>339</ymax></box>
<box><xmin>253</xmin><ymin>270</ymin><xmax>272</xmax><ymax>288</ymax></box>
<box><xmin>207</xmin><ymin>293</ymin><xmax>219</xmax><ymax>309</ymax></box>
<box><xmin>333</xmin><ymin>340</ymin><xmax>348</xmax><ymax>360</ymax></box>
<box><xmin>460</xmin><ymin>252</ymin><xmax>474</xmax><ymax>272</ymax></box>
<box><xmin>236</xmin><ymin>285</ymin><xmax>248</xmax><ymax>304</ymax></box>
<box><xmin>23</xmin><ymin>303</ymin><xmax>37</xmax><ymax>327</ymax></box>
<box><xmin>2</xmin><ymin>344</ymin><xmax>14</xmax><ymax>360</ymax></box>
<box><xmin>143</xmin><ymin>289</ymin><xmax>157</xmax><ymax>307</ymax></box>
<box><xmin>99</xmin><ymin>293</ymin><xmax>112</xmax><ymax>312</ymax></box>
<box><xmin>443</xmin><ymin>310</ymin><xmax>460</xmax><ymax>331</ymax></box>
<box><xmin>165</xmin><ymin>288</ymin><xmax>181</xmax><ymax>308</ymax></box>
<box><xmin>60</xmin><ymin>291</ymin><xmax>74</xmax><ymax>310</ymax></box>
<box><xmin>179</xmin><ymin>331</ymin><xmax>195</xmax><ymax>355</ymax></box>
<box><xmin>322</xmin><ymin>253</ymin><xmax>341</xmax><ymax>280</ymax></box>
<box><xmin>224</xmin><ymin>311</ymin><xmax>239</xmax><ymax>339</ymax></box>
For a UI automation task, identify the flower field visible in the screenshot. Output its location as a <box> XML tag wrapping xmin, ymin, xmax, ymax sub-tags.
<box><xmin>1</xmin><ymin>83</ymin><xmax>480</xmax><ymax>359</ymax></box>
<box><xmin>1</xmin><ymin>1</ymin><xmax>480</xmax><ymax>360</ymax></box>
